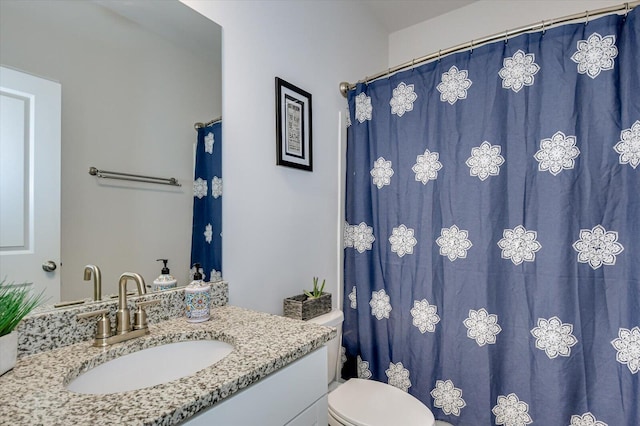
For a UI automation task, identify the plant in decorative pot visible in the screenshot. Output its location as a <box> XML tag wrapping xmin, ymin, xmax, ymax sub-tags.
<box><xmin>283</xmin><ymin>277</ymin><xmax>331</xmax><ymax>321</ymax></box>
<box><xmin>0</xmin><ymin>280</ymin><xmax>44</xmax><ymax>375</ymax></box>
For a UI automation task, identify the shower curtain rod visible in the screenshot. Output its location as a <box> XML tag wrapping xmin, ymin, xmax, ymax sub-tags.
<box><xmin>194</xmin><ymin>115</ymin><xmax>222</xmax><ymax>130</ymax></box>
<box><xmin>339</xmin><ymin>1</ymin><xmax>639</xmax><ymax>97</ymax></box>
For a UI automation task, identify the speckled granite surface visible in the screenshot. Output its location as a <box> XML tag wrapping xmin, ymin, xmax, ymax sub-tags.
<box><xmin>16</xmin><ymin>282</ymin><xmax>228</xmax><ymax>358</ymax></box>
<box><xmin>0</xmin><ymin>305</ymin><xmax>335</xmax><ymax>426</ymax></box>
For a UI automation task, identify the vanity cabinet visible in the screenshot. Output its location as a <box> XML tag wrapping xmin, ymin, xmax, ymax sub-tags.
<box><xmin>183</xmin><ymin>346</ymin><xmax>328</xmax><ymax>425</ymax></box>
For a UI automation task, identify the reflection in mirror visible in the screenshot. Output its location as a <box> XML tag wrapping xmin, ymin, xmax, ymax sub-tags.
<box><xmin>0</xmin><ymin>0</ymin><xmax>222</xmax><ymax>310</ymax></box>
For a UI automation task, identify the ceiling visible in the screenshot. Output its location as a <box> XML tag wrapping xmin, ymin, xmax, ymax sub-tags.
<box><xmin>93</xmin><ymin>0</ymin><xmax>221</xmax><ymax>60</ymax></box>
<box><xmin>94</xmin><ymin>1</ymin><xmax>475</xmax><ymax>56</ymax></box>
<box><xmin>361</xmin><ymin>0</ymin><xmax>478</xmax><ymax>33</ymax></box>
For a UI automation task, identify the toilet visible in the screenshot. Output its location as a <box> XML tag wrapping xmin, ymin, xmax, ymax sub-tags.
<box><xmin>310</xmin><ymin>310</ymin><xmax>446</xmax><ymax>426</ymax></box>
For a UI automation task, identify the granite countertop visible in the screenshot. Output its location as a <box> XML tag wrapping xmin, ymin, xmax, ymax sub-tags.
<box><xmin>0</xmin><ymin>305</ymin><xmax>335</xmax><ymax>426</ymax></box>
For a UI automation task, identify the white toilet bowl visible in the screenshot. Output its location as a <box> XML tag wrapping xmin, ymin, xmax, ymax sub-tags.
<box><xmin>309</xmin><ymin>311</ymin><xmax>441</xmax><ymax>426</ymax></box>
<box><xmin>327</xmin><ymin>378</ymin><xmax>435</xmax><ymax>426</ymax></box>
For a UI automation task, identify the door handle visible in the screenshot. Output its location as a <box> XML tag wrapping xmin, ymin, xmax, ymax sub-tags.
<box><xmin>42</xmin><ymin>260</ymin><xmax>57</xmax><ymax>272</ymax></box>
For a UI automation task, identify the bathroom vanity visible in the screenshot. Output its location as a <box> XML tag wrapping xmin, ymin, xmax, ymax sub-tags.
<box><xmin>0</xmin><ymin>286</ymin><xmax>334</xmax><ymax>425</ymax></box>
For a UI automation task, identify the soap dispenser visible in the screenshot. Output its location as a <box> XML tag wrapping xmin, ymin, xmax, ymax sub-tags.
<box><xmin>152</xmin><ymin>259</ymin><xmax>178</xmax><ymax>291</ymax></box>
<box><xmin>185</xmin><ymin>263</ymin><xmax>211</xmax><ymax>323</ymax></box>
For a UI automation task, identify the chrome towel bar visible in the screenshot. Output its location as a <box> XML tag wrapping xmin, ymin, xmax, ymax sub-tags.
<box><xmin>89</xmin><ymin>166</ymin><xmax>181</xmax><ymax>187</ymax></box>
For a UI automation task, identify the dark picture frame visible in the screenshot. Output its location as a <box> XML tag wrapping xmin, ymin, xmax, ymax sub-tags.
<box><xmin>275</xmin><ymin>77</ymin><xmax>313</xmax><ymax>171</ymax></box>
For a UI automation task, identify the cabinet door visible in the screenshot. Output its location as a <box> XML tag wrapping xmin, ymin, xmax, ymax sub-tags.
<box><xmin>183</xmin><ymin>347</ymin><xmax>328</xmax><ymax>425</ymax></box>
<box><xmin>285</xmin><ymin>395</ymin><xmax>328</xmax><ymax>426</ymax></box>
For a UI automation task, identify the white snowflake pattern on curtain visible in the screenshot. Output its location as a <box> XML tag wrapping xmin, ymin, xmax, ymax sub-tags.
<box><xmin>410</xmin><ymin>299</ymin><xmax>440</xmax><ymax>333</ymax></box>
<box><xmin>370</xmin><ymin>289</ymin><xmax>392</xmax><ymax>320</ymax></box>
<box><xmin>351</xmin><ymin>222</ymin><xmax>375</xmax><ymax>253</ymax></box>
<box><xmin>464</xmin><ymin>308</ymin><xmax>502</xmax><ymax>346</ymax></box>
<box><xmin>614</xmin><ymin>120</ymin><xmax>640</xmax><ymax>168</ymax></box>
<box><xmin>436</xmin><ymin>225</ymin><xmax>473</xmax><ymax>261</ymax></box>
<box><xmin>499</xmin><ymin>50</ymin><xmax>540</xmax><ymax>92</ymax></box>
<box><xmin>572</xmin><ymin>225</ymin><xmax>624</xmax><ymax>269</ymax></box>
<box><xmin>370</xmin><ymin>157</ymin><xmax>394</xmax><ymax>188</ymax></box>
<box><xmin>348</xmin><ymin>286</ymin><xmax>357</xmax><ymax>309</ymax></box>
<box><xmin>209</xmin><ymin>269</ymin><xmax>222</xmax><ymax>282</ymax></box>
<box><xmin>492</xmin><ymin>393</ymin><xmax>533</xmax><ymax>426</ymax></box>
<box><xmin>390</xmin><ymin>82</ymin><xmax>418</xmax><ymax>117</ymax></box>
<box><xmin>211</xmin><ymin>176</ymin><xmax>222</xmax><ymax>198</ymax></box>
<box><xmin>430</xmin><ymin>379</ymin><xmax>466</xmax><ymax>416</ymax></box>
<box><xmin>343</xmin><ymin>221</ymin><xmax>355</xmax><ymax>249</ymax></box>
<box><xmin>193</xmin><ymin>178</ymin><xmax>208</xmax><ymax>199</ymax></box>
<box><xmin>385</xmin><ymin>362</ymin><xmax>411</xmax><ymax>391</ymax></box>
<box><xmin>498</xmin><ymin>225</ymin><xmax>542</xmax><ymax>265</ymax></box>
<box><xmin>571</xmin><ymin>33</ymin><xmax>618</xmax><ymax>79</ymax></box>
<box><xmin>534</xmin><ymin>131</ymin><xmax>580</xmax><ymax>175</ymax></box>
<box><xmin>389</xmin><ymin>224</ymin><xmax>417</xmax><ymax>257</ymax></box>
<box><xmin>611</xmin><ymin>326</ymin><xmax>640</xmax><ymax>374</ymax></box>
<box><xmin>204</xmin><ymin>132</ymin><xmax>214</xmax><ymax>154</ymax></box>
<box><xmin>531</xmin><ymin>316</ymin><xmax>578</xmax><ymax>359</ymax></box>
<box><xmin>355</xmin><ymin>92</ymin><xmax>373</xmax><ymax>123</ymax></box>
<box><xmin>357</xmin><ymin>355</ymin><xmax>372</xmax><ymax>379</ymax></box>
<box><xmin>412</xmin><ymin>149</ymin><xmax>442</xmax><ymax>184</ymax></box>
<box><xmin>570</xmin><ymin>412</ymin><xmax>608</xmax><ymax>426</ymax></box>
<box><xmin>466</xmin><ymin>141</ymin><xmax>505</xmax><ymax>180</ymax></box>
<box><xmin>437</xmin><ymin>65</ymin><xmax>472</xmax><ymax>104</ymax></box>
<box><xmin>204</xmin><ymin>224</ymin><xmax>213</xmax><ymax>243</ymax></box>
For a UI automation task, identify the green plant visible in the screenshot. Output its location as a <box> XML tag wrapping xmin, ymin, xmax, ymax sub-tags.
<box><xmin>303</xmin><ymin>277</ymin><xmax>326</xmax><ymax>299</ymax></box>
<box><xmin>0</xmin><ymin>280</ymin><xmax>45</xmax><ymax>337</ymax></box>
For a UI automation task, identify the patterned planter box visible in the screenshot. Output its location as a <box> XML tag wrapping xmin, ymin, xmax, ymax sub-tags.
<box><xmin>283</xmin><ymin>293</ymin><xmax>331</xmax><ymax>321</ymax></box>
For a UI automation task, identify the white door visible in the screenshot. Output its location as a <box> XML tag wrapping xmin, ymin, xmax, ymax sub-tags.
<box><xmin>0</xmin><ymin>66</ymin><xmax>61</xmax><ymax>304</ymax></box>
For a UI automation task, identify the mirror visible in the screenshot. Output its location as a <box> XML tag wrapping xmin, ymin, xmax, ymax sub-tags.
<box><xmin>0</xmin><ymin>0</ymin><xmax>222</xmax><ymax>309</ymax></box>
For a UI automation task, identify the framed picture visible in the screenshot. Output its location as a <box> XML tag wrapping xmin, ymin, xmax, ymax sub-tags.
<box><xmin>275</xmin><ymin>77</ymin><xmax>312</xmax><ymax>171</ymax></box>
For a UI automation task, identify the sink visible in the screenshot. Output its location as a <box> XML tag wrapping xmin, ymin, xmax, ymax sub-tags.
<box><xmin>66</xmin><ymin>340</ymin><xmax>234</xmax><ymax>394</ymax></box>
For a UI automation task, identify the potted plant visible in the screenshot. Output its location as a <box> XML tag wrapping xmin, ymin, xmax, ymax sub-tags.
<box><xmin>283</xmin><ymin>277</ymin><xmax>331</xmax><ymax>321</ymax></box>
<box><xmin>0</xmin><ymin>280</ymin><xmax>44</xmax><ymax>375</ymax></box>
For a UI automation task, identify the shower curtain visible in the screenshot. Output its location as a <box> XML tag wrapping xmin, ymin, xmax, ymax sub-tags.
<box><xmin>343</xmin><ymin>9</ymin><xmax>638</xmax><ymax>426</ymax></box>
<box><xmin>191</xmin><ymin>121</ymin><xmax>222</xmax><ymax>281</ymax></box>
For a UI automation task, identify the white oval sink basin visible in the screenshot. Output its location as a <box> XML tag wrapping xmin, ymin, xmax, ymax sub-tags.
<box><xmin>66</xmin><ymin>340</ymin><xmax>234</xmax><ymax>394</ymax></box>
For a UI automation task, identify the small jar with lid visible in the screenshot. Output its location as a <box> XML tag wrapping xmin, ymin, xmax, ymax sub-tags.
<box><xmin>185</xmin><ymin>263</ymin><xmax>210</xmax><ymax>322</ymax></box>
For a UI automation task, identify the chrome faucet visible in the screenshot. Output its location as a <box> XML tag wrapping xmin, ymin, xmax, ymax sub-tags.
<box><xmin>83</xmin><ymin>264</ymin><xmax>102</xmax><ymax>301</ymax></box>
<box><xmin>78</xmin><ymin>272</ymin><xmax>159</xmax><ymax>347</ymax></box>
<box><xmin>116</xmin><ymin>272</ymin><xmax>147</xmax><ymax>334</ymax></box>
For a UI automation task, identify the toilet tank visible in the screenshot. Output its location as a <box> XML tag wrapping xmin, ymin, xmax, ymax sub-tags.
<box><xmin>308</xmin><ymin>310</ymin><xmax>344</xmax><ymax>385</ymax></box>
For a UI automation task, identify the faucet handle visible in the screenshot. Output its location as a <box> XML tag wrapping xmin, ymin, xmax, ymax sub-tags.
<box><xmin>77</xmin><ymin>309</ymin><xmax>112</xmax><ymax>343</ymax></box>
<box><xmin>133</xmin><ymin>299</ymin><xmax>161</xmax><ymax>331</ymax></box>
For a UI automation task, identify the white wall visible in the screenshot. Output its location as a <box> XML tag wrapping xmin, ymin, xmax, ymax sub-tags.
<box><xmin>389</xmin><ymin>0</ymin><xmax>623</xmax><ymax>66</ymax></box>
<box><xmin>182</xmin><ymin>0</ymin><xmax>388</xmax><ymax>314</ymax></box>
<box><xmin>0</xmin><ymin>0</ymin><xmax>221</xmax><ymax>300</ymax></box>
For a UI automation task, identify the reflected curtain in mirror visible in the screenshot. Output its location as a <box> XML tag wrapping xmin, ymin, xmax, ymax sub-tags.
<box><xmin>191</xmin><ymin>122</ymin><xmax>222</xmax><ymax>281</ymax></box>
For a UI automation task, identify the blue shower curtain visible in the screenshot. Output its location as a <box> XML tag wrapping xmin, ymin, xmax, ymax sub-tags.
<box><xmin>343</xmin><ymin>9</ymin><xmax>638</xmax><ymax>426</ymax></box>
<box><xmin>191</xmin><ymin>121</ymin><xmax>222</xmax><ymax>281</ymax></box>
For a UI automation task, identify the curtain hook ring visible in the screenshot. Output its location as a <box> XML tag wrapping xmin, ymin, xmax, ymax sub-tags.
<box><xmin>411</xmin><ymin>58</ymin><xmax>416</xmax><ymax>71</ymax></box>
<box><xmin>625</xmin><ymin>2</ymin><xmax>629</xmax><ymax>17</ymax></box>
<box><xmin>470</xmin><ymin>39</ymin><xmax>474</xmax><ymax>54</ymax></box>
<box><xmin>585</xmin><ymin>10</ymin><xmax>589</xmax><ymax>26</ymax></box>
<box><xmin>541</xmin><ymin>20</ymin><xmax>546</xmax><ymax>35</ymax></box>
<box><xmin>504</xmin><ymin>29</ymin><xmax>509</xmax><ymax>44</ymax></box>
<box><xmin>438</xmin><ymin>49</ymin><xmax>442</xmax><ymax>62</ymax></box>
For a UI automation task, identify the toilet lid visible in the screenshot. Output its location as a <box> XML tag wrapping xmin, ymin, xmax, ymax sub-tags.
<box><xmin>328</xmin><ymin>379</ymin><xmax>435</xmax><ymax>426</ymax></box>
